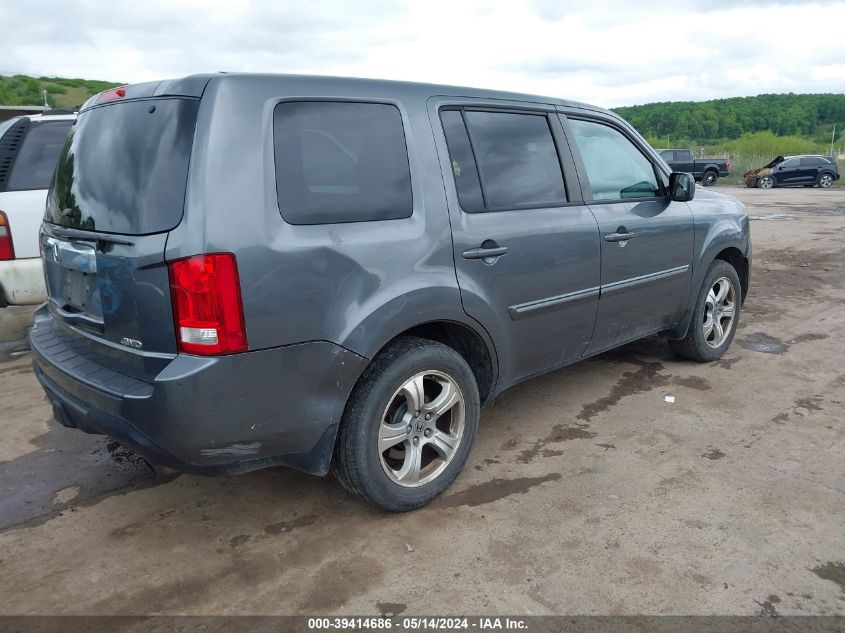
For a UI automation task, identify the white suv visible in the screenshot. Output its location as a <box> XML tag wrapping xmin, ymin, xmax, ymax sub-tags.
<box><xmin>0</xmin><ymin>112</ymin><xmax>75</xmax><ymax>306</ymax></box>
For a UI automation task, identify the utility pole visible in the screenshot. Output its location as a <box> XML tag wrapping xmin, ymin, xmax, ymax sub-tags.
<box><xmin>42</xmin><ymin>89</ymin><xmax>48</xmax><ymax>108</ymax></box>
<box><xmin>831</xmin><ymin>124</ymin><xmax>836</xmax><ymax>158</ymax></box>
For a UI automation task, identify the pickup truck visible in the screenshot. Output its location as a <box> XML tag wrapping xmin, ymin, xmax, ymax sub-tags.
<box><xmin>659</xmin><ymin>149</ymin><xmax>731</xmax><ymax>186</ymax></box>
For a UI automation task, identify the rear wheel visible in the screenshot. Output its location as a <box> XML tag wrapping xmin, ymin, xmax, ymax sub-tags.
<box><xmin>758</xmin><ymin>175</ymin><xmax>775</xmax><ymax>189</ymax></box>
<box><xmin>818</xmin><ymin>173</ymin><xmax>834</xmax><ymax>188</ymax></box>
<box><xmin>670</xmin><ymin>260</ymin><xmax>742</xmax><ymax>362</ymax></box>
<box><xmin>701</xmin><ymin>170</ymin><xmax>718</xmax><ymax>186</ymax></box>
<box><xmin>332</xmin><ymin>336</ymin><xmax>480</xmax><ymax>511</ymax></box>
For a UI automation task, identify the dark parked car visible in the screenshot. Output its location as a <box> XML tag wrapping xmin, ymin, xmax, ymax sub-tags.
<box><xmin>744</xmin><ymin>155</ymin><xmax>840</xmax><ymax>189</ymax></box>
<box><xmin>658</xmin><ymin>149</ymin><xmax>731</xmax><ymax>186</ymax></box>
<box><xmin>31</xmin><ymin>74</ymin><xmax>751</xmax><ymax>511</ymax></box>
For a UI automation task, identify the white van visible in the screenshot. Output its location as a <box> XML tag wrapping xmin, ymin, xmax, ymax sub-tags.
<box><xmin>0</xmin><ymin>112</ymin><xmax>75</xmax><ymax>305</ymax></box>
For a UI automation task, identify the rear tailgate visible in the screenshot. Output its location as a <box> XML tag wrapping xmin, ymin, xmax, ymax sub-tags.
<box><xmin>37</xmin><ymin>93</ymin><xmax>201</xmax><ymax>383</ymax></box>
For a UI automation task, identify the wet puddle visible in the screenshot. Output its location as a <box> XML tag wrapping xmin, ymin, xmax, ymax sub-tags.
<box><xmin>738</xmin><ymin>332</ymin><xmax>788</xmax><ymax>354</ymax></box>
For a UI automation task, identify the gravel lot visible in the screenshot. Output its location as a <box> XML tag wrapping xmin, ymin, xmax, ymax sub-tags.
<box><xmin>1</xmin><ymin>185</ymin><xmax>843</xmax><ymax>616</ymax></box>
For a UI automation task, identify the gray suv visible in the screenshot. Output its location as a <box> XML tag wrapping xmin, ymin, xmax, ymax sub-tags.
<box><xmin>31</xmin><ymin>74</ymin><xmax>751</xmax><ymax>511</ymax></box>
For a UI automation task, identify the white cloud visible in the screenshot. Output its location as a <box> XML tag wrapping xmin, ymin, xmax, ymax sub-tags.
<box><xmin>1</xmin><ymin>0</ymin><xmax>843</xmax><ymax>107</ymax></box>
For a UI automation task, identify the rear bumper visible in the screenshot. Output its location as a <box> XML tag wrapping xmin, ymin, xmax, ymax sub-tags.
<box><xmin>0</xmin><ymin>257</ymin><xmax>46</xmax><ymax>305</ymax></box>
<box><xmin>30</xmin><ymin>307</ymin><xmax>368</xmax><ymax>476</ymax></box>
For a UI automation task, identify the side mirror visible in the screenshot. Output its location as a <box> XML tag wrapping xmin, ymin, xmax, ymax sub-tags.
<box><xmin>669</xmin><ymin>172</ymin><xmax>695</xmax><ymax>202</ymax></box>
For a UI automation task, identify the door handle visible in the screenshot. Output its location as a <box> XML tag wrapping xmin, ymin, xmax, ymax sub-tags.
<box><xmin>55</xmin><ymin>305</ymin><xmax>105</xmax><ymax>333</ymax></box>
<box><xmin>462</xmin><ymin>242</ymin><xmax>509</xmax><ymax>260</ymax></box>
<box><xmin>604</xmin><ymin>231</ymin><xmax>635</xmax><ymax>243</ymax></box>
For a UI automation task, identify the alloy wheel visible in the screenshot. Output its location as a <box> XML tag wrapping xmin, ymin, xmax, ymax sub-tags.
<box><xmin>819</xmin><ymin>174</ymin><xmax>833</xmax><ymax>188</ymax></box>
<box><xmin>378</xmin><ymin>370</ymin><xmax>465</xmax><ymax>487</ymax></box>
<box><xmin>759</xmin><ymin>176</ymin><xmax>774</xmax><ymax>189</ymax></box>
<box><xmin>702</xmin><ymin>276</ymin><xmax>737</xmax><ymax>348</ymax></box>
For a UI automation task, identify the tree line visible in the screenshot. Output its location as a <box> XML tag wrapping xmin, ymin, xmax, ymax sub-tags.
<box><xmin>614</xmin><ymin>93</ymin><xmax>845</xmax><ymax>144</ymax></box>
<box><xmin>3</xmin><ymin>73</ymin><xmax>843</xmax><ymax>149</ymax></box>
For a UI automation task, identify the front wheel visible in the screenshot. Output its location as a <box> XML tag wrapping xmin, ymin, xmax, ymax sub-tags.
<box><xmin>818</xmin><ymin>173</ymin><xmax>834</xmax><ymax>188</ymax></box>
<box><xmin>669</xmin><ymin>260</ymin><xmax>742</xmax><ymax>362</ymax></box>
<box><xmin>332</xmin><ymin>336</ymin><xmax>480</xmax><ymax>511</ymax></box>
<box><xmin>701</xmin><ymin>170</ymin><xmax>718</xmax><ymax>186</ymax></box>
<box><xmin>758</xmin><ymin>175</ymin><xmax>775</xmax><ymax>189</ymax></box>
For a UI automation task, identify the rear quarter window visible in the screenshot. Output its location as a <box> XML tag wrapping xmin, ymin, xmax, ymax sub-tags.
<box><xmin>6</xmin><ymin>120</ymin><xmax>72</xmax><ymax>191</ymax></box>
<box><xmin>273</xmin><ymin>101</ymin><xmax>413</xmax><ymax>225</ymax></box>
<box><xmin>801</xmin><ymin>157</ymin><xmax>829</xmax><ymax>167</ymax></box>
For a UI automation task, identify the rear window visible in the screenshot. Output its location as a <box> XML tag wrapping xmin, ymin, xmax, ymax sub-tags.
<box><xmin>7</xmin><ymin>120</ymin><xmax>73</xmax><ymax>192</ymax></box>
<box><xmin>464</xmin><ymin>111</ymin><xmax>566</xmax><ymax>210</ymax></box>
<box><xmin>273</xmin><ymin>101</ymin><xmax>413</xmax><ymax>225</ymax></box>
<box><xmin>46</xmin><ymin>98</ymin><xmax>199</xmax><ymax>234</ymax></box>
<box><xmin>440</xmin><ymin>108</ymin><xmax>567</xmax><ymax>212</ymax></box>
<box><xmin>801</xmin><ymin>156</ymin><xmax>830</xmax><ymax>167</ymax></box>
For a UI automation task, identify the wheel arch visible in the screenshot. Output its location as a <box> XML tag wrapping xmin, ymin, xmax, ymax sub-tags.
<box><xmin>370</xmin><ymin>320</ymin><xmax>498</xmax><ymax>406</ymax></box>
<box><xmin>713</xmin><ymin>246</ymin><xmax>749</xmax><ymax>303</ymax></box>
<box><xmin>668</xmin><ymin>226</ymin><xmax>750</xmax><ymax>340</ymax></box>
<box><xmin>818</xmin><ymin>170</ymin><xmax>838</xmax><ymax>184</ymax></box>
<box><xmin>333</xmin><ymin>280</ymin><xmax>500</xmax><ymax>404</ymax></box>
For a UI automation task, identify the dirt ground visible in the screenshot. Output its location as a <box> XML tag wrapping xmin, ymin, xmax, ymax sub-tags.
<box><xmin>1</xmin><ymin>185</ymin><xmax>843</xmax><ymax>616</ymax></box>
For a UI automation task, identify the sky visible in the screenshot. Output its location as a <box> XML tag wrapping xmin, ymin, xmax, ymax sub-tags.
<box><xmin>2</xmin><ymin>0</ymin><xmax>844</xmax><ymax>108</ymax></box>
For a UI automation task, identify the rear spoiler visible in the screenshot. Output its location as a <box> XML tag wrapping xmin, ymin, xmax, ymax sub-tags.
<box><xmin>80</xmin><ymin>74</ymin><xmax>217</xmax><ymax>112</ymax></box>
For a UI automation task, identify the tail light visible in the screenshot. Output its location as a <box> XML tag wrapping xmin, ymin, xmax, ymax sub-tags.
<box><xmin>168</xmin><ymin>253</ymin><xmax>248</xmax><ymax>355</ymax></box>
<box><xmin>0</xmin><ymin>211</ymin><xmax>15</xmax><ymax>261</ymax></box>
<box><xmin>725</xmin><ymin>162</ymin><xmax>732</xmax><ymax>171</ymax></box>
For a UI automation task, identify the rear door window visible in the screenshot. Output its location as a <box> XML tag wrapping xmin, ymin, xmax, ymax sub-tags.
<box><xmin>800</xmin><ymin>157</ymin><xmax>824</xmax><ymax>167</ymax></box>
<box><xmin>47</xmin><ymin>98</ymin><xmax>199</xmax><ymax>234</ymax></box>
<box><xmin>6</xmin><ymin>120</ymin><xmax>72</xmax><ymax>191</ymax></box>
<box><xmin>463</xmin><ymin>111</ymin><xmax>566</xmax><ymax>210</ymax></box>
<box><xmin>440</xmin><ymin>108</ymin><xmax>567</xmax><ymax>212</ymax></box>
<box><xmin>568</xmin><ymin>118</ymin><xmax>661</xmax><ymax>201</ymax></box>
<box><xmin>273</xmin><ymin>101</ymin><xmax>413</xmax><ymax>225</ymax></box>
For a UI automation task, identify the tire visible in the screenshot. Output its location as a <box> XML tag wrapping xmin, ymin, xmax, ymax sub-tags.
<box><xmin>817</xmin><ymin>173</ymin><xmax>834</xmax><ymax>188</ymax></box>
<box><xmin>701</xmin><ymin>170</ymin><xmax>718</xmax><ymax>186</ymax></box>
<box><xmin>669</xmin><ymin>260</ymin><xmax>742</xmax><ymax>362</ymax></box>
<box><xmin>758</xmin><ymin>175</ymin><xmax>775</xmax><ymax>189</ymax></box>
<box><xmin>332</xmin><ymin>336</ymin><xmax>480</xmax><ymax>511</ymax></box>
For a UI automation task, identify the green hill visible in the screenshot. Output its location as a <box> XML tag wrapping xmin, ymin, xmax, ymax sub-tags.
<box><xmin>0</xmin><ymin>75</ymin><xmax>122</xmax><ymax>109</ymax></box>
<box><xmin>2</xmin><ymin>74</ymin><xmax>843</xmax><ymax>158</ymax></box>
<box><xmin>613</xmin><ymin>93</ymin><xmax>845</xmax><ymax>146</ymax></box>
